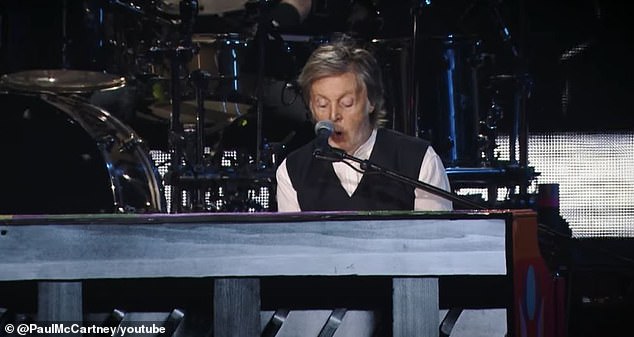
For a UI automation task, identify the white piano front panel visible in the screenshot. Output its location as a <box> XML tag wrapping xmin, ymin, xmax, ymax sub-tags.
<box><xmin>0</xmin><ymin>217</ymin><xmax>507</xmax><ymax>281</ymax></box>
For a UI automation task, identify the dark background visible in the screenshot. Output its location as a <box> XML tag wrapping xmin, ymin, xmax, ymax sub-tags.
<box><xmin>1</xmin><ymin>0</ymin><xmax>633</xmax><ymax>134</ymax></box>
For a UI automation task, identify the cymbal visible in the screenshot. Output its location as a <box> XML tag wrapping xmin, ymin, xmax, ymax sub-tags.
<box><xmin>149</xmin><ymin>99</ymin><xmax>251</xmax><ymax>129</ymax></box>
<box><xmin>0</xmin><ymin>69</ymin><xmax>126</xmax><ymax>94</ymax></box>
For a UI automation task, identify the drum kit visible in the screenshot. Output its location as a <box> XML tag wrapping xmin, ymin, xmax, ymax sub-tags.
<box><xmin>0</xmin><ymin>0</ymin><xmax>319</xmax><ymax>214</ymax></box>
<box><xmin>0</xmin><ymin>0</ymin><xmax>535</xmax><ymax>213</ymax></box>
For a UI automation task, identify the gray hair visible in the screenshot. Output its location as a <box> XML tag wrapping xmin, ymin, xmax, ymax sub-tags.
<box><xmin>298</xmin><ymin>39</ymin><xmax>386</xmax><ymax>127</ymax></box>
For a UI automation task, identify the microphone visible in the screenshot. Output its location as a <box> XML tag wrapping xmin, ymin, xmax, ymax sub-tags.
<box><xmin>313</xmin><ymin>120</ymin><xmax>334</xmax><ymax>157</ymax></box>
<box><xmin>313</xmin><ymin>121</ymin><xmax>345</xmax><ymax>162</ymax></box>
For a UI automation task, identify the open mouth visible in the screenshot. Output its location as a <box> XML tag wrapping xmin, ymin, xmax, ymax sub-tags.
<box><xmin>331</xmin><ymin>130</ymin><xmax>344</xmax><ymax>141</ymax></box>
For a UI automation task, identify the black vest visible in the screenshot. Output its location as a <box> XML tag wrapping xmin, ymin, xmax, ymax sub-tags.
<box><xmin>285</xmin><ymin>128</ymin><xmax>430</xmax><ymax>211</ymax></box>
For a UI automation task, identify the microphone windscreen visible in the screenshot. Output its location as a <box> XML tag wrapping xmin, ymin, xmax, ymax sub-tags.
<box><xmin>314</xmin><ymin>120</ymin><xmax>334</xmax><ymax>136</ymax></box>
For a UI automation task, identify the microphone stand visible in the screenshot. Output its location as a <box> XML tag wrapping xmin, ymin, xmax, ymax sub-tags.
<box><xmin>314</xmin><ymin>149</ymin><xmax>485</xmax><ymax>210</ymax></box>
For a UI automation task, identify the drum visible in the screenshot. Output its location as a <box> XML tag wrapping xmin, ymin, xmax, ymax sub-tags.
<box><xmin>189</xmin><ymin>33</ymin><xmax>256</xmax><ymax>105</ymax></box>
<box><xmin>0</xmin><ymin>91</ymin><xmax>167</xmax><ymax>214</ymax></box>
<box><xmin>0</xmin><ymin>69</ymin><xmax>139</xmax><ymax>133</ymax></box>
<box><xmin>368</xmin><ymin>37</ymin><xmax>413</xmax><ymax>132</ymax></box>
<box><xmin>136</xmin><ymin>33</ymin><xmax>255</xmax><ymax>138</ymax></box>
<box><xmin>417</xmin><ymin>35</ymin><xmax>484</xmax><ymax>167</ymax></box>
<box><xmin>0</xmin><ymin>69</ymin><xmax>125</xmax><ymax>94</ymax></box>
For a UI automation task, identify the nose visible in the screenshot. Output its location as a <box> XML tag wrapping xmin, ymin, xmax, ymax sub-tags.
<box><xmin>329</xmin><ymin>105</ymin><xmax>341</xmax><ymax>122</ymax></box>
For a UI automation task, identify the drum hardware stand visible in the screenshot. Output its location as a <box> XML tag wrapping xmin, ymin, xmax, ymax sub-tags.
<box><xmin>479</xmin><ymin>0</ymin><xmax>535</xmax><ymax>206</ymax></box>
<box><xmin>147</xmin><ymin>44</ymin><xmax>195</xmax><ymax>213</ymax></box>
<box><xmin>145</xmin><ymin>0</ymin><xmax>199</xmax><ymax>213</ymax></box>
<box><xmin>254</xmin><ymin>0</ymin><xmax>271</xmax><ymax>169</ymax></box>
<box><xmin>478</xmin><ymin>75</ymin><xmax>521</xmax><ymax>207</ymax></box>
<box><xmin>407</xmin><ymin>0</ymin><xmax>434</xmax><ymax>138</ymax></box>
<box><xmin>185</xmin><ymin>68</ymin><xmax>213</xmax><ymax>210</ymax></box>
<box><xmin>514</xmin><ymin>73</ymin><xmax>533</xmax><ymax>204</ymax></box>
<box><xmin>479</xmin><ymin>75</ymin><xmax>509</xmax><ymax>168</ymax></box>
<box><xmin>478</xmin><ymin>99</ymin><xmax>500</xmax><ymax>168</ymax></box>
<box><xmin>488</xmin><ymin>0</ymin><xmax>533</xmax><ymax>205</ymax></box>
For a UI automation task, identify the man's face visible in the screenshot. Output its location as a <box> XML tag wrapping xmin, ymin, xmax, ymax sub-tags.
<box><xmin>309</xmin><ymin>72</ymin><xmax>373</xmax><ymax>154</ymax></box>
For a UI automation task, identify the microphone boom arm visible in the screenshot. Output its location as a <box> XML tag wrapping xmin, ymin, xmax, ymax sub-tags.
<box><xmin>316</xmin><ymin>149</ymin><xmax>485</xmax><ymax>210</ymax></box>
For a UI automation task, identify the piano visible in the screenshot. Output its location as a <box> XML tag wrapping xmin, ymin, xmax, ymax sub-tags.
<box><xmin>0</xmin><ymin>210</ymin><xmax>563</xmax><ymax>337</ymax></box>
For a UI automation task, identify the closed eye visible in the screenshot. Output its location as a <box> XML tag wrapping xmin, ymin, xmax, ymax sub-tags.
<box><xmin>340</xmin><ymin>97</ymin><xmax>354</xmax><ymax>108</ymax></box>
<box><xmin>315</xmin><ymin>97</ymin><xmax>329</xmax><ymax>109</ymax></box>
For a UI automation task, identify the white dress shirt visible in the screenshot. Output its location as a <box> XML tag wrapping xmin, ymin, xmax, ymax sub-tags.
<box><xmin>276</xmin><ymin>129</ymin><xmax>453</xmax><ymax>211</ymax></box>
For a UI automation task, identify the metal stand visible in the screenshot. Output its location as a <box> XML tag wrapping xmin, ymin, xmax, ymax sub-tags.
<box><xmin>407</xmin><ymin>1</ymin><xmax>430</xmax><ymax>138</ymax></box>
<box><xmin>314</xmin><ymin>149</ymin><xmax>485</xmax><ymax>210</ymax></box>
<box><xmin>189</xmin><ymin>69</ymin><xmax>212</xmax><ymax>210</ymax></box>
<box><xmin>164</xmin><ymin>46</ymin><xmax>193</xmax><ymax>213</ymax></box>
<box><xmin>142</xmin><ymin>0</ymin><xmax>199</xmax><ymax>213</ymax></box>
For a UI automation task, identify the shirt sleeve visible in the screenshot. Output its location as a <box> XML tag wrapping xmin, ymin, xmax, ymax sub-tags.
<box><xmin>275</xmin><ymin>159</ymin><xmax>302</xmax><ymax>212</ymax></box>
<box><xmin>414</xmin><ymin>146</ymin><xmax>454</xmax><ymax>211</ymax></box>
